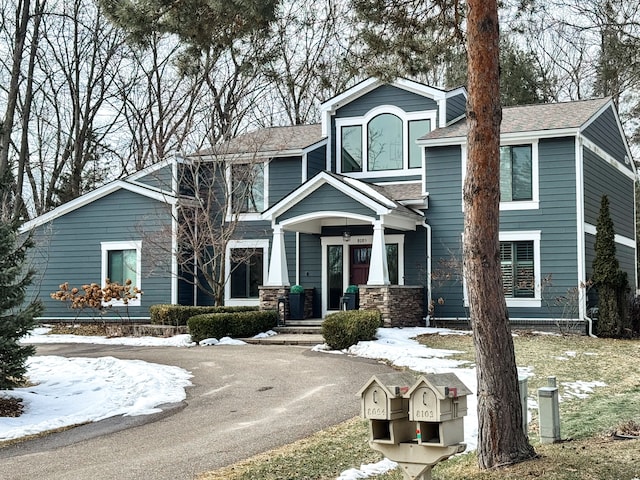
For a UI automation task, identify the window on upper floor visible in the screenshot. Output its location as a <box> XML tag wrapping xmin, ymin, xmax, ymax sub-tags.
<box><xmin>341</xmin><ymin>126</ymin><xmax>362</xmax><ymax>173</ymax></box>
<box><xmin>231</xmin><ymin>162</ymin><xmax>265</xmax><ymax>214</ymax></box>
<box><xmin>337</xmin><ymin>108</ymin><xmax>433</xmax><ymax>176</ymax></box>
<box><xmin>368</xmin><ymin>113</ymin><xmax>403</xmax><ymax>171</ymax></box>
<box><xmin>500</xmin><ymin>145</ymin><xmax>532</xmax><ymax>202</ymax></box>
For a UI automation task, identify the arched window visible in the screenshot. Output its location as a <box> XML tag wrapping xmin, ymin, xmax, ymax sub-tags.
<box><xmin>367</xmin><ymin>113</ymin><xmax>403</xmax><ymax>171</ymax></box>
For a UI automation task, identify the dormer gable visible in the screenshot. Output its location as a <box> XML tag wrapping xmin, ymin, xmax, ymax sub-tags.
<box><xmin>321</xmin><ymin>77</ymin><xmax>466</xmax><ymax>179</ymax></box>
<box><xmin>321</xmin><ymin>78</ymin><xmax>466</xmax><ymax>135</ymax></box>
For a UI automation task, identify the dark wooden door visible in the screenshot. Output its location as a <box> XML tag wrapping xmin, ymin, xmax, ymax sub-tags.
<box><xmin>350</xmin><ymin>245</ymin><xmax>371</xmax><ymax>285</ymax></box>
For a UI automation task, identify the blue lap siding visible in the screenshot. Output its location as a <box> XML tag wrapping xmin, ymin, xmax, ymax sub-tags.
<box><xmin>26</xmin><ymin>189</ymin><xmax>173</xmax><ymax>320</ymax></box>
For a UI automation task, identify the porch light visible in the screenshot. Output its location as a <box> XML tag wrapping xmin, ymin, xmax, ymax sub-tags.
<box><xmin>343</xmin><ymin>230</ymin><xmax>351</xmax><ymax>242</ymax></box>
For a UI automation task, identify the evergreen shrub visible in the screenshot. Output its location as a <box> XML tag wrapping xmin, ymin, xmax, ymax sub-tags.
<box><xmin>150</xmin><ymin>304</ymin><xmax>259</xmax><ymax>326</ymax></box>
<box><xmin>321</xmin><ymin>310</ymin><xmax>382</xmax><ymax>350</ymax></box>
<box><xmin>188</xmin><ymin>310</ymin><xmax>278</xmax><ymax>343</ymax></box>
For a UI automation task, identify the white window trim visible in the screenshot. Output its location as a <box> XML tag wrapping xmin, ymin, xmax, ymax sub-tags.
<box><xmin>320</xmin><ymin>234</ymin><xmax>405</xmax><ymax>317</ymax></box>
<box><xmin>460</xmin><ymin>139</ymin><xmax>540</xmax><ymax>212</ymax></box>
<box><xmin>462</xmin><ymin>230</ymin><xmax>542</xmax><ymax>308</ymax></box>
<box><xmin>335</xmin><ymin>105</ymin><xmax>436</xmax><ymax>178</ymax></box>
<box><xmin>225</xmin><ymin>161</ymin><xmax>269</xmax><ymax>221</ymax></box>
<box><xmin>225</xmin><ymin>239</ymin><xmax>270</xmax><ymax>306</ymax></box>
<box><xmin>100</xmin><ymin>240</ymin><xmax>142</xmax><ymax>307</ymax></box>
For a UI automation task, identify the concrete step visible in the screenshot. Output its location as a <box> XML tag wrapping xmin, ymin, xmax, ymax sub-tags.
<box><xmin>281</xmin><ymin>318</ymin><xmax>324</xmax><ymax>327</ymax></box>
<box><xmin>243</xmin><ymin>333</ymin><xmax>324</xmax><ymax>346</ymax></box>
<box><xmin>274</xmin><ymin>325</ymin><xmax>322</xmax><ymax>335</ymax></box>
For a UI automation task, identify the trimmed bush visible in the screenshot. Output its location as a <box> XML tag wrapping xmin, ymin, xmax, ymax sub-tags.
<box><xmin>188</xmin><ymin>310</ymin><xmax>278</xmax><ymax>343</ymax></box>
<box><xmin>290</xmin><ymin>284</ymin><xmax>304</xmax><ymax>293</ymax></box>
<box><xmin>321</xmin><ymin>310</ymin><xmax>382</xmax><ymax>350</ymax></box>
<box><xmin>150</xmin><ymin>304</ymin><xmax>259</xmax><ymax>326</ymax></box>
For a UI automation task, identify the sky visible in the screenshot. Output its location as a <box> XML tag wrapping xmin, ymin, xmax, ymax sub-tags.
<box><xmin>1</xmin><ymin>327</ymin><xmax>609</xmax><ymax>480</ymax></box>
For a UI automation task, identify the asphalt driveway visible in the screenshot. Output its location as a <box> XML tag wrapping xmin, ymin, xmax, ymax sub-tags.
<box><xmin>0</xmin><ymin>342</ymin><xmax>393</xmax><ymax>480</ymax></box>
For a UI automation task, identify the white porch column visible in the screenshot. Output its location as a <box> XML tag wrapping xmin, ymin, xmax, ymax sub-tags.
<box><xmin>266</xmin><ymin>225</ymin><xmax>290</xmax><ymax>286</ymax></box>
<box><xmin>368</xmin><ymin>220</ymin><xmax>390</xmax><ymax>285</ymax></box>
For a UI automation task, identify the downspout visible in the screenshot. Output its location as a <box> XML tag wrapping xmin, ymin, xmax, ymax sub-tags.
<box><xmin>422</xmin><ymin>220</ymin><xmax>432</xmax><ymax>327</ymax></box>
<box><xmin>575</xmin><ymin>135</ymin><xmax>595</xmax><ymax>337</ymax></box>
<box><xmin>584</xmin><ymin>314</ymin><xmax>597</xmax><ymax>338</ymax></box>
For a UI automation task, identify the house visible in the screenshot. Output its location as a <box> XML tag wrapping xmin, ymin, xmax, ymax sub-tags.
<box><xmin>22</xmin><ymin>77</ymin><xmax>637</xmax><ymax>331</ymax></box>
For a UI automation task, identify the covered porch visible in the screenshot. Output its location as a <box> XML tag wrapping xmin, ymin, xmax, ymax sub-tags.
<box><xmin>259</xmin><ymin>172</ymin><xmax>428</xmax><ymax>327</ymax></box>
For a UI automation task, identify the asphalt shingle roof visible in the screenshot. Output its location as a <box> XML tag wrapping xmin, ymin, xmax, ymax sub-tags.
<box><xmin>192</xmin><ymin>124</ymin><xmax>324</xmax><ymax>157</ymax></box>
<box><xmin>423</xmin><ymin>97</ymin><xmax>611</xmax><ymax>140</ymax></box>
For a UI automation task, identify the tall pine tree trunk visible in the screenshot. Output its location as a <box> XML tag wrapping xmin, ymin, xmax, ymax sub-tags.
<box><xmin>464</xmin><ymin>0</ymin><xmax>536</xmax><ymax>468</ymax></box>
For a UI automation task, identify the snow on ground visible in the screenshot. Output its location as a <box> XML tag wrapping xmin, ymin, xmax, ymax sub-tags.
<box><xmin>2</xmin><ymin>326</ymin><xmax>609</xmax><ymax>480</ymax></box>
<box><xmin>0</xmin><ymin>355</ymin><xmax>192</xmax><ymax>441</ymax></box>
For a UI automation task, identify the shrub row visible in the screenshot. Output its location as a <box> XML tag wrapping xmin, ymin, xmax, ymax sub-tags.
<box><xmin>188</xmin><ymin>310</ymin><xmax>279</xmax><ymax>343</ymax></box>
<box><xmin>321</xmin><ymin>309</ymin><xmax>382</xmax><ymax>350</ymax></box>
<box><xmin>149</xmin><ymin>304</ymin><xmax>259</xmax><ymax>326</ymax></box>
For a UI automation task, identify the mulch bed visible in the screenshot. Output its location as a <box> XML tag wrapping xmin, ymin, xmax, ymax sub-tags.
<box><xmin>0</xmin><ymin>397</ymin><xmax>24</xmax><ymax>417</ymax></box>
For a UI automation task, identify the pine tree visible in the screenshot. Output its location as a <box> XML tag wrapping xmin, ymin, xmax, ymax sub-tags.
<box><xmin>592</xmin><ymin>195</ymin><xmax>629</xmax><ymax>337</ymax></box>
<box><xmin>0</xmin><ymin>172</ymin><xmax>43</xmax><ymax>390</ymax></box>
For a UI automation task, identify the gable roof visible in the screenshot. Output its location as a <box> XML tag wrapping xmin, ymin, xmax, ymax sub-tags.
<box><xmin>20</xmin><ymin>159</ymin><xmax>178</xmax><ymax>233</ymax></box>
<box><xmin>191</xmin><ymin>124</ymin><xmax>325</xmax><ymax>160</ymax></box>
<box><xmin>263</xmin><ymin>171</ymin><xmax>423</xmax><ymax>233</ymax></box>
<box><xmin>421</xmin><ymin>97</ymin><xmax>612</xmax><ymax>142</ymax></box>
<box><xmin>320</xmin><ymin>77</ymin><xmax>467</xmax><ymax>135</ymax></box>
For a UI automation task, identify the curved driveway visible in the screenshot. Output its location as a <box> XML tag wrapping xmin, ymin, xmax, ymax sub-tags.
<box><xmin>0</xmin><ymin>342</ymin><xmax>393</xmax><ymax>480</ymax></box>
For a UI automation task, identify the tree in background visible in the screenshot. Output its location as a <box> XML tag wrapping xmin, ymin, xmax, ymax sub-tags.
<box><xmin>592</xmin><ymin>195</ymin><xmax>630</xmax><ymax>337</ymax></box>
<box><xmin>463</xmin><ymin>0</ymin><xmax>536</xmax><ymax>468</ymax></box>
<box><xmin>352</xmin><ymin>0</ymin><xmax>556</xmax><ymax>103</ymax></box>
<box><xmin>0</xmin><ymin>171</ymin><xmax>43</xmax><ymax>389</ymax></box>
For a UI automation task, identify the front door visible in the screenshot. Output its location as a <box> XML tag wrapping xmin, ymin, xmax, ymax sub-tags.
<box><xmin>350</xmin><ymin>245</ymin><xmax>371</xmax><ymax>286</ymax></box>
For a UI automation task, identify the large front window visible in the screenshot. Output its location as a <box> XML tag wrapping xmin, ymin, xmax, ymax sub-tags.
<box><xmin>230</xmin><ymin>248</ymin><xmax>264</xmax><ymax>299</ymax></box>
<box><xmin>337</xmin><ymin>109</ymin><xmax>434</xmax><ymax>175</ymax></box>
<box><xmin>232</xmin><ymin>163</ymin><xmax>264</xmax><ymax>213</ymax></box>
<box><xmin>100</xmin><ymin>241</ymin><xmax>142</xmax><ymax>306</ymax></box>
<box><xmin>500</xmin><ymin>241</ymin><xmax>535</xmax><ymax>298</ymax></box>
<box><xmin>107</xmin><ymin>249</ymin><xmax>137</xmax><ymax>285</ymax></box>
<box><xmin>500</xmin><ymin>145</ymin><xmax>532</xmax><ymax>201</ymax></box>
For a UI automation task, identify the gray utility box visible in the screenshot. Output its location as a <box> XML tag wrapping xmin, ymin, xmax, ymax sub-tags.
<box><xmin>404</xmin><ymin>373</ymin><xmax>472</xmax><ymax>447</ymax></box>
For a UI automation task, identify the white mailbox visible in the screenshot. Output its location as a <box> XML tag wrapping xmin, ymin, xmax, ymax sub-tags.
<box><xmin>404</xmin><ymin>373</ymin><xmax>472</xmax><ymax>447</ymax></box>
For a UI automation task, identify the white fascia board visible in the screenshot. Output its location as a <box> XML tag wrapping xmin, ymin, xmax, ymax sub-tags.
<box><xmin>394</xmin><ymin>78</ymin><xmax>447</xmax><ymax>99</ymax></box>
<box><xmin>126</xmin><ymin>157</ymin><xmax>176</xmax><ymax>182</ymax></box>
<box><xmin>444</xmin><ymin>86</ymin><xmax>467</xmax><ymax>98</ymax></box>
<box><xmin>417</xmin><ymin>135</ymin><xmax>466</xmax><ymax>147</ymax></box>
<box><xmin>320</xmin><ymin>78</ymin><xmax>381</xmax><ymax>114</ymax></box>
<box><xmin>582</xmin><ymin>137</ymin><xmax>637</xmax><ymax>181</ymax></box>
<box><xmin>417</xmin><ymin>128</ymin><xmax>581</xmax><ymax>147</ymax></box>
<box><xmin>20</xmin><ymin>181</ymin><xmax>176</xmax><ymax>233</ymax></box>
<box><xmin>342</xmin><ymin>177</ymin><xmax>397</xmax><ymax>209</ymax></box>
<box><xmin>580</xmin><ymin>100</ymin><xmax>636</xmax><ymax>174</ymax></box>
<box><xmin>196</xmin><ymin>149</ymin><xmax>303</xmax><ymax>162</ymax></box>
<box><xmin>302</xmin><ymin>137</ymin><xmax>328</xmax><ymax>154</ymax></box>
<box><xmin>263</xmin><ymin>172</ymin><xmax>392</xmax><ymax>221</ymax></box>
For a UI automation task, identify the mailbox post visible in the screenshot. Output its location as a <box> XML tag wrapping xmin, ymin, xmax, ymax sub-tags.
<box><xmin>358</xmin><ymin>373</ymin><xmax>471</xmax><ymax>480</ymax></box>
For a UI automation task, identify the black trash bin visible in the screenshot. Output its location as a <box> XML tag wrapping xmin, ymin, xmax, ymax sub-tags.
<box><xmin>289</xmin><ymin>292</ymin><xmax>305</xmax><ymax>319</ymax></box>
<box><xmin>340</xmin><ymin>293</ymin><xmax>358</xmax><ymax>310</ymax></box>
